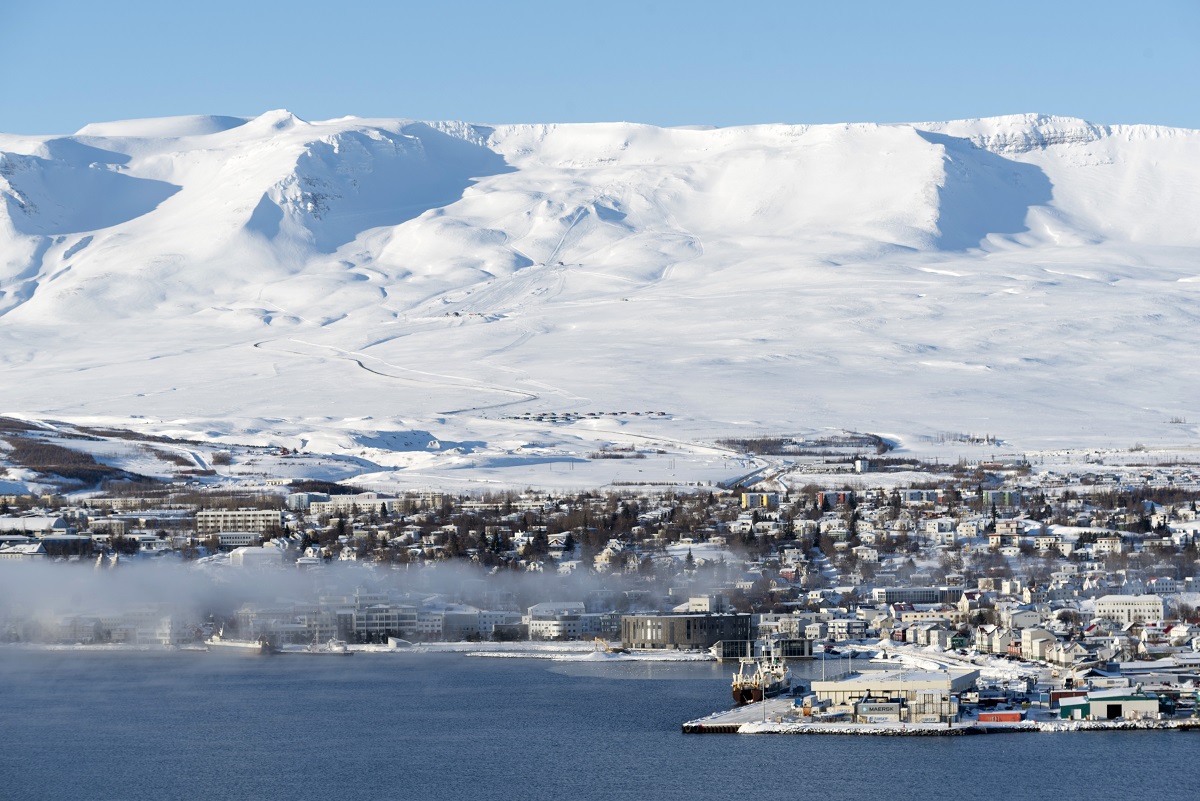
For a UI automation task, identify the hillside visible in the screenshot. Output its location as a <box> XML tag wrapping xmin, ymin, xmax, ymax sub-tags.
<box><xmin>1</xmin><ymin>112</ymin><xmax>1199</xmax><ymax>489</ymax></box>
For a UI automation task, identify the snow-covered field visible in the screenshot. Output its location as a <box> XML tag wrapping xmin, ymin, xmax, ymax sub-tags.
<box><xmin>3</xmin><ymin>112</ymin><xmax>1200</xmax><ymax>490</ymax></box>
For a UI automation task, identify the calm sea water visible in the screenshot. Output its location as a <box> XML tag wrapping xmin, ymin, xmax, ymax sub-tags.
<box><xmin>1</xmin><ymin>650</ymin><xmax>1198</xmax><ymax>801</ymax></box>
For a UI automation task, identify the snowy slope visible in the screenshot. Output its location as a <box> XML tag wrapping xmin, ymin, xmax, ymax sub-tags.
<box><xmin>1</xmin><ymin>111</ymin><xmax>1199</xmax><ymax>489</ymax></box>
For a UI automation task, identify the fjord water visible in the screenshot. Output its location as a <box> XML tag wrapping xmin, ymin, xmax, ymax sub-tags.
<box><xmin>1</xmin><ymin>651</ymin><xmax>1197</xmax><ymax>801</ymax></box>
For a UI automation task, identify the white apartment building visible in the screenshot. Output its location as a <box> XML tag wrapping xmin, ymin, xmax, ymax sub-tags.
<box><xmin>1094</xmin><ymin>594</ymin><xmax>1166</xmax><ymax>625</ymax></box>
<box><xmin>195</xmin><ymin>509</ymin><xmax>283</xmax><ymax>535</ymax></box>
<box><xmin>526</xmin><ymin>602</ymin><xmax>586</xmax><ymax>640</ymax></box>
<box><xmin>308</xmin><ymin>494</ymin><xmax>401</xmax><ymax>517</ymax></box>
<box><xmin>218</xmin><ymin>532</ymin><xmax>259</xmax><ymax>548</ymax></box>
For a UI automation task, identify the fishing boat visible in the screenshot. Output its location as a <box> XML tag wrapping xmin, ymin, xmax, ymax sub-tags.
<box><xmin>730</xmin><ymin>641</ymin><xmax>792</xmax><ymax>705</ymax></box>
<box><xmin>301</xmin><ymin>635</ymin><xmax>352</xmax><ymax>656</ymax></box>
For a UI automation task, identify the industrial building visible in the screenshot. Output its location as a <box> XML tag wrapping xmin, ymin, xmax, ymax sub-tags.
<box><xmin>807</xmin><ymin>668</ymin><xmax>978</xmax><ymax>723</ymax></box>
<box><xmin>1058</xmin><ymin>687</ymin><xmax>1165</xmax><ymax>720</ymax></box>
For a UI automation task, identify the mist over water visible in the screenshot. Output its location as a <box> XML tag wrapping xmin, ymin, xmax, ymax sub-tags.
<box><xmin>0</xmin><ymin>559</ymin><xmax>723</xmax><ymax>635</ymax></box>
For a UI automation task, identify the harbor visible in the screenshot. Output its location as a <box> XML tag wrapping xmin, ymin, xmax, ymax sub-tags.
<box><xmin>684</xmin><ymin>657</ymin><xmax>1200</xmax><ymax>736</ymax></box>
<box><xmin>683</xmin><ymin>693</ymin><xmax>1200</xmax><ymax>736</ymax></box>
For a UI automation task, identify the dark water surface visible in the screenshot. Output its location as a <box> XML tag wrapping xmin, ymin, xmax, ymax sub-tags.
<box><xmin>1</xmin><ymin>650</ymin><xmax>1197</xmax><ymax>801</ymax></box>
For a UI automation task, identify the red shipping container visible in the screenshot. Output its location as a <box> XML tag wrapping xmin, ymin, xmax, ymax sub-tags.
<box><xmin>978</xmin><ymin>711</ymin><xmax>1025</xmax><ymax>723</ymax></box>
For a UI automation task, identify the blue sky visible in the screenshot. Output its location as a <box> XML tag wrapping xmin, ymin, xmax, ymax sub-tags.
<box><xmin>2</xmin><ymin>0</ymin><xmax>1197</xmax><ymax>133</ymax></box>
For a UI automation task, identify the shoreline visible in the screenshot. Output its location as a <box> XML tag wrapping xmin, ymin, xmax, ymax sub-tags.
<box><xmin>720</xmin><ymin>718</ymin><xmax>1200</xmax><ymax>736</ymax></box>
<box><xmin>0</xmin><ymin>639</ymin><xmax>671</xmax><ymax>656</ymax></box>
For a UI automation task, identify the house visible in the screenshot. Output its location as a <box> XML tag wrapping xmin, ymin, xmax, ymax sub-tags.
<box><xmin>916</xmin><ymin>622</ymin><xmax>953</xmax><ymax>648</ymax></box>
<box><xmin>957</xmin><ymin>519</ymin><xmax>985</xmax><ymax>538</ymax></box>
<box><xmin>851</xmin><ymin>545</ymin><xmax>879</xmax><ymax>563</ymax></box>
<box><xmin>989</xmin><ymin>532</ymin><xmax>1021</xmax><ymax>549</ymax></box>
<box><xmin>1145</xmin><ymin>577</ymin><xmax>1180</xmax><ymax>595</ymax></box>
<box><xmin>1000</xmin><ymin>607</ymin><xmax>1042</xmax><ymax>630</ymax></box>
<box><xmin>1033</xmin><ymin>533</ymin><xmax>1061</xmax><ymax>552</ymax></box>
<box><xmin>995</xmin><ymin>519</ymin><xmax>1024</xmax><ymax>537</ymax></box>
<box><xmin>957</xmin><ymin>590</ymin><xmax>986</xmax><ymax>616</ymax></box>
<box><xmin>924</xmin><ymin>518</ymin><xmax>957</xmax><ymax>546</ymax></box>
<box><xmin>1045</xmin><ymin>640</ymin><xmax>1092</xmax><ymax>666</ymax></box>
<box><xmin>1166</xmin><ymin>623</ymin><xmax>1199</xmax><ymax>645</ymax></box>
<box><xmin>975</xmin><ymin>625</ymin><xmax>1013</xmax><ymax>655</ymax></box>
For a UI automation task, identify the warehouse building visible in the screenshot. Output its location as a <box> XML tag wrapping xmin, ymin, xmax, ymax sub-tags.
<box><xmin>1058</xmin><ymin>687</ymin><xmax>1164</xmax><ymax>720</ymax></box>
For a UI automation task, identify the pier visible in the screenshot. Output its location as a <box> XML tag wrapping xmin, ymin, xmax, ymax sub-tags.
<box><xmin>683</xmin><ymin>697</ymin><xmax>977</xmax><ymax>735</ymax></box>
<box><xmin>682</xmin><ymin>699</ymin><xmax>1200</xmax><ymax>736</ymax></box>
<box><xmin>682</xmin><ymin>697</ymin><xmax>797</xmax><ymax>734</ymax></box>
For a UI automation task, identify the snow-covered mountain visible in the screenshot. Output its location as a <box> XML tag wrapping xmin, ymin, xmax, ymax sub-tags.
<box><xmin>2</xmin><ymin>111</ymin><xmax>1198</xmax><ymax>487</ymax></box>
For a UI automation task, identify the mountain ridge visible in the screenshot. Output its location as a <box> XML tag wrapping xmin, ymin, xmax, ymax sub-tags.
<box><xmin>1</xmin><ymin>111</ymin><xmax>1198</xmax><ymax>487</ymax></box>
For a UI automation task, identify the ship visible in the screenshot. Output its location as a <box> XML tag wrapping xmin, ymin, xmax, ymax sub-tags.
<box><xmin>205</xmin><ymin>630</ymin><xmax>277</xmax><ymax>655</ymax></box>
<box><xmin>730</xmin><ymin>644</ymin><xmax>792</xmax><ymax>705</ymax></box>
<box><xmin>292</xmin><ymin>635</ymin><xmax>352</xmax><ymax>656</ymax></box>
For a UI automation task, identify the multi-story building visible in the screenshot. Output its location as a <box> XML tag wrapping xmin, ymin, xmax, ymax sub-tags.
<box><xmin>828</xmin><ymin>618</ymin><xmax>868</xmax><ymax>641</ymax></box>
<box><xmin>1094</xmin><ymin>594</ymin><xmax>1166</xmax><ymax>625</ymax></box>
<box><xmin>308</xmin><ymin>493</ymin><xmax>401</xmax><ymax>517</ymax></box>
<box><xmin>195</xmin><ymin>509</ymin><xmax>282</xmax><ymax>536</ymax></box>
<box><xmin>354</xmin><ymin>604</ymin><xmax>407</xmax><ymax>641</ymax></box>
<box><xmin>479</xmin><ymin>610</ymin><xmax>523</xmax><ymax>638</ymax></box>
<box><xmin>526</xmin><ymin>602</ymin><xmax>585</xmax><ymax>640</ymax></box>
<box><xmin>416</xmin><ymin>611</ymin><xmax>443</xmax><ymax>639</ymax></box>
<box><xmin>620</xmin><ymin>613</ymin><xmax>751</xmax><ymax>651</ymax></box>
<box><xmin>218</xmin><ymin>532</ymin><xmax>259</xmax><ymax>548</ymax></box>
<box><xmin>741</xmin><ymin>492</ymin><xmax>778</xmax><ymax>509</ymax></box>
<box><xmin>871</xmin><ymin>587</ymin><xmax>959</xmax><ymax>605</ymax></box>
<box><xmin>285</xmin><ymin>492</ymin><xmax>329</xmax><ymax>511</ymax></box>
<box><xmin>442</xmin><ymin>606</ymin><xmax>483</xmax><ymax>641</ymax></box>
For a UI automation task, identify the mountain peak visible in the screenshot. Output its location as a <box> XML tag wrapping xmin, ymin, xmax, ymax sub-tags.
<box><xmin>249</xmin><ymin>109</ymin><xmax>307</xmax><ymax>131</ymax></box>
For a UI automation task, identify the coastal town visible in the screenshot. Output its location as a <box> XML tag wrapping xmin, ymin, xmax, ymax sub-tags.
<box><xmin>3</xmin><ymin>6</ymin><xmax>1197</xmax><ymax>797</ymax></box>
<box><xmin>4</xmin><ymin>422</ymin><xmax>1200</xmax><ymax>733</ymax></box>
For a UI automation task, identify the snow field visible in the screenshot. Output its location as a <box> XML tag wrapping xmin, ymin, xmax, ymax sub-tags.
<box><xmin>2</xmin><ymin>112</ymin><xmax>1200</xmax><ymax>487</ymax></box>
